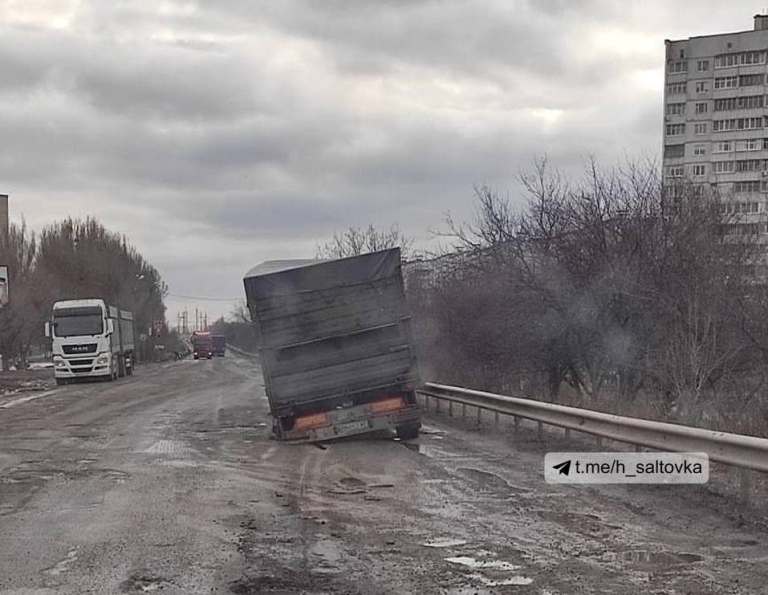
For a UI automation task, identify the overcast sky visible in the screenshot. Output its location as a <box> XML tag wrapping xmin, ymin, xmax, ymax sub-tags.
<box><xmin>0</xmin><ymin>1</ymin><xmax>760</xmax><ymax>322</ymax></box>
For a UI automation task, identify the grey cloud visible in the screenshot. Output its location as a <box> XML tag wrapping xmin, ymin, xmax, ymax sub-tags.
<box><xmin>0</xmin><ymin>0</ymin><xmax>683</xmax><ymax>320</ymax></box>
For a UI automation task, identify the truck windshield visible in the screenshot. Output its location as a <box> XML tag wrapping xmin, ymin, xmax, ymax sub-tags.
<box><xmin>53</xmin><ymin>307</ymin><xmax>104</xmax><ymax>337</ymax></box>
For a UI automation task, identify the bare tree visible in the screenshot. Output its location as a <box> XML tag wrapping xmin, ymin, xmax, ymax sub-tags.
<box><xmin>0</xmin><ymin>220</ymin><xmax>41</xmax><ymax>369</ymax></box>
<box><xmin>413</xmin><ymin>157</ymin><xmax>762</xmax><ymax>431</ymax></box>
<box><xmin>316</xmin><ymin>224</ymin><xmax>413</xmax><ymax>259</ymax></box>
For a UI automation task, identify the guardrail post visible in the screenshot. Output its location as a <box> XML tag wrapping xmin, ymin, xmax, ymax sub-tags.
<box><xmin>537</xmin><ymin>421</ymin><xmax>543</xmax><ymax>440</ymax></box>
<box><xmin>597</xmin><ymin>436</ymin><xmax>603</xmax><ymax>448</ymax></box>
<box><xmin>495</xmin><ymin>411</ymin><xmax>499</xmax><ymax>426</ymax></box>
<box><xmin>513</xmin><ymin>416</ymin><xmax>519</xmax><ymax>431</ymax></box>
<box><xmin>635</xmin><ymin>444</ymin><xmax>642</xmax><ymax>453</ymax></box>
<box><xmin>448</xmin><ymin>401</ymin><xmax>453</xmax><ymax>417</ymax></box>
<box><xmin>476</xmin><ymin>407</ymin><xmax>482</xmax><ymax>425</ymax></box>
<box><xmin>740</xmin><ymin>468</ymin><xmax>752</xmax><ymax>505</ymax></box>
<box><xmin>564</xmin><ymin>428</ymin><xmax>571</xmax><ymax>440</ymax></box>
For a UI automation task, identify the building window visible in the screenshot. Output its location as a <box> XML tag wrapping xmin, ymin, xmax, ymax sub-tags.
<box><xmin>714</xmin><ymin>96</ymin><xmax>764</xmax><ymax>111</ymax></box>
<box><xmin>713</xmin><ymin>118</ymin><xmax>763</xmax><ymax>132</ymax></box>
<box><xmin>667</xmin><ymin>82</ymin><xmax>687</xmax><ymax>95</ymax></box>
<box><xmin>715</xmin><ymin>97</ymin><xmax>736</xmax><ymax>111</ymax></box>
<box><xmin>714</xmin><ymin>161</ymin><xmax>735</xmax><ymax>173</ymax></box>
<box><xmin>666</xmin><ymin>103</ymin><xmax>685</xmax><ymax>116</ymax></box>
<box><xmin>664</xmin><ymin>144</ymin><xmax>685</xmax><ymax>158</ymax></box>
<box><xmin>714</xmin><ymin>141</ymin><xmax>732</xmax><ymax>153</ymax></box>
<box><xmin>741</xmin><ymin>95</ymin><xmax>764</xmax><ymax>109</ymax></box>
<box><xmin>666</xmin><ymin>123</ymin><xmax>685</xmax><ymax>136</ymax></box>
<box><xmin>695</xmin><ymin>81</ymin><xmax>708</xmax><ymax>93</ymax></box>
<box><xmin>695</xmin><ymin>102</ymin><xmax>708</xmax><ymax>114</ymax></box>
<box><xmin>694</xmin><ymin>122</ymin><xmax>707</xmax><ymax>135</ymax></box>
<box><xmin>733</xmin><ymin>180</ymin><xmax>761</xmax><ymax>193</ymax></box>
<box><xmin>714</xmin><ymin>76</ymin><xmax>738</xmax><ymax>89</ymax></box>
<box><xmin>667</xmin><ymin>165</ymin><xmax>684</xmax><ymax>177</ymax></box>
<box><xmin>737</xmin><ymin>139</ymin><xmax>762</xmax><ymax>152</ymax></box>
<box><xmin>692</xmin><ymin>164</ymin><xmax>706</xmax><ymax>176</ymax></box>
<box><xmin>715</xmin><ymin>51</ymin><xmax>766</xmax><ymax>68</ymax></box>
<box><xmin>692</xmin><ymin>144</ymin><xmax>706</xmax><ymax>156</ymax></box>
<box><xmin>668</xmin><ymin>60</ymin><xmax>688</xmax><ymax>73</ymax></box>
<box><xmin>735</xmin><ymin>159</ymin><xmax>762</xmax><ymax>172</ymax></box>
<box><xmin>697</xmin><ymin>59</ymin><xmax>710</xmax><ymax>71</ymax></box>
<box><xmin>739</xmin><ymin>74</ymin><xmax>765</xmax><ymax>87</ymax></box>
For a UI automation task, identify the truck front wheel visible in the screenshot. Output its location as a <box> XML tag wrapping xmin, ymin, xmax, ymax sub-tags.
<box><xmin>396</xmin><ymin>423</ymin><xmax>420</xmax><ymax>441</ymax></box>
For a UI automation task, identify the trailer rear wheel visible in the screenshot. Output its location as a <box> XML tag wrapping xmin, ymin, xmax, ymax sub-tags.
<box><xmin>396</xmin><ymin>423</ymin><xmax>420</xmax><ymax>441</ymax></box>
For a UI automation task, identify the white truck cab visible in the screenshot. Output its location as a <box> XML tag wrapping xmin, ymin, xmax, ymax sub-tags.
<box><xmin>46</xmin><ymin>299</ymin><xmax>135</xmax><ymax>385</ymax></box>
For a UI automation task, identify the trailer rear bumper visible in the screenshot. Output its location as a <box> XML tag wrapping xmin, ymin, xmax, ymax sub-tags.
<box><xmin>278</xmin><ymin>400</ymin><xmax>421</xmax><ymax>442</ymax></box>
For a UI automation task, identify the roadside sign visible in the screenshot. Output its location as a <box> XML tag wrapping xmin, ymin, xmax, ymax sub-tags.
<box><xmin>0</xmin><ymin>265</ymin><xmax>8</xmax><ymax>308</ymax></box>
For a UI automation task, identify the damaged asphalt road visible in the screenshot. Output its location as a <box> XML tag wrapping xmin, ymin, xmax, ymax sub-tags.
<box><xmin>0</xmin><ymin>354</ymin><xmax>766</xmax><ymax>594</ymax></box>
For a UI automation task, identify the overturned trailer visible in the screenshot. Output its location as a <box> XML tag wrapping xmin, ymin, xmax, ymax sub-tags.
<box><xmin>243</xmin><ymin>248</ymin><xmax>421</xmax><ymax>441</ymax></box>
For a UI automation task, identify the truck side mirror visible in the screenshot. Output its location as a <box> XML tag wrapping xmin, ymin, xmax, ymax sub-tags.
<box><xmin>44</xmin><ymin>322</ymin><xmax>51</xmax><ymax>338</ymax></box>
<box><xmin>107</xmin><ymin>319</ymin><xmax>115</xmax><ymax>334</ymax></box>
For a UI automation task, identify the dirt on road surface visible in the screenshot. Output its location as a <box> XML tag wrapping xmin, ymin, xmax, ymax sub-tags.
<box><xmin>0</xmin><ymin>368</ymin><xmax>55</xmax><ymax>400</ymax></box>
<box><xmin>0</xmin><ymin>353</ymin><xmax>765</xmax><ymax>594</ymax></box>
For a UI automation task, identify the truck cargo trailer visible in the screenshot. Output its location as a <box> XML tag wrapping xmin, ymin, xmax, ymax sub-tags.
<box><xmin>243</xmin><ymin>248</ymin><xmax>421</xmax><ymax>442</ymax></box>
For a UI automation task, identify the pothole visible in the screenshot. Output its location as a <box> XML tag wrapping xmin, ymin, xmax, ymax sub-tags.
<box><xmin>120</xmin><ymin>573</ymin><xmax>171</xmax><ymax>592</ymax></box>
<box><xmin>621</xmin><ymin>549</ymin><xmax>704</xmax><ymax>566</ymax></box>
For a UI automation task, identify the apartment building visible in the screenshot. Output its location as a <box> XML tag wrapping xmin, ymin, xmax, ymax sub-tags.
<box><xmin>664</xmin><ymin>14</ymin><xmax>768</xmax><ymax>233</ymax></box>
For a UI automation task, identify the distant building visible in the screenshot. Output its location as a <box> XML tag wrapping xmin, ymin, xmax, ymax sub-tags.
<box><xmin>663</xmin><ymin>14</ymin><xmax>768</xmax><ymax>234</ymax></box>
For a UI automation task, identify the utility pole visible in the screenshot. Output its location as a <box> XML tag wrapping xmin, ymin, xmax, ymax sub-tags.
<box><xmin>195</xmin><ymin>307</ymin><xmax>199</xmax><ymax>332</ymax></box>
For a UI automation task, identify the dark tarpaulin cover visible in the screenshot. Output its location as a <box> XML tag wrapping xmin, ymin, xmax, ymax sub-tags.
<box><xmin>243</xmin><ymin>248</ymin><xmax>402</xmax><ymax>300</ymax></box>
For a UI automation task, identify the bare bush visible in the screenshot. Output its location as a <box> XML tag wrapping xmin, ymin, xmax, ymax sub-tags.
<box><xmin>410</xmin><ymin>159</ymin><xmax>765</xmax><ymax>433</ymax></box>
<box><xmin>317</xmin><ymin>224</ymin><xmax>413</xmax><ymax>259</ymax></box>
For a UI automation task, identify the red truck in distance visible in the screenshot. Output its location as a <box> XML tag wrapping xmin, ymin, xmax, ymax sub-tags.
<box><xmin>191</xmin><ymin>331</ymin><xmax>213</xmax><ymax>360</ymax></box>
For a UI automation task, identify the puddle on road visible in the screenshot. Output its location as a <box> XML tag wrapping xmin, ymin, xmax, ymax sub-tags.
<box><xmin>120</xmin><ymin>572</ymin><xmax>171</xmax><ymax>592</ymax></box>
<box><xmin>44</xmin><ymin>549</ymin><xmax>78</xmax><ymax>576</ymax></box>
<box><xmin>621</xmin><ymin>549</ymin><xmax>704</xmax><ymax>565</ymax></box>
<box><xmin>446</xmin><ymin>556</ymin><xmax>521</xmax><ymax>571</ymax></box>
<box><xmin>456</xmin><ymin>467</ymin><xmax>530</xmax><ymax>495</ymax></box>
<box><xmin>309</xmin><ymin>537</ymin><xmax>344</xmax><ymax>576</ymax></box>
<box><xmin>466</xmin><ymin>572</ymin><xmax>534</xmax><ymax>586</ymax></box>
<box><xmin>445</xmin><ymin>550</ymin><xmax>533</xmax><ymax>593</ymax></box>
<box><xmin>143</xmin><ymin>440</ymin><xmax>190</xmax><ymax>455</ymax></box>
<box><xmin>402</xmin><ymin>442</ymin><xmax>441</xmax><ymax>458</ymax></box>
<box><xmin>422</xmin><ymin>538</ymin><xmax>468</xmax><ymax>548</ymax></box>
<box><xmin>419</xmin><ymin>425</ymin><xmax>446</xmax><ymax>436</ymax></box>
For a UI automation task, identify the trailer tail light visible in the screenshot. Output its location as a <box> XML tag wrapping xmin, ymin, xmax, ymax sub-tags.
<box><xmin>369</xmin><ymin>396</ymin><xmax>405</xmax><ymax>414</ymax></box>
<box><xmin>295</xmin><ymin>412</ymin><xmax>330</xmax><ymax>431</ymax></box>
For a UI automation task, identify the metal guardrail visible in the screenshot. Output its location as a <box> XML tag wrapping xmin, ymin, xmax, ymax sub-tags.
<box><xmin>227</xmin><ymin>344</ymin><xmax>259</xmax><ymax>359</ymax></box>
<box><xmin>418</xmin><ymin>383</ymin><xmax>768</xmax><ymax>495</ymax></box>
